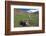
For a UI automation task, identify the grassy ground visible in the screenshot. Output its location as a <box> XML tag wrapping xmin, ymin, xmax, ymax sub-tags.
<box><xmin>14</xmin><ymin>12</ymin><xmax>39</xmax><ymax>27</ymax></box>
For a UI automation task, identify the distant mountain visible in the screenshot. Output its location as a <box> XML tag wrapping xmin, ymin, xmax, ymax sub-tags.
<box><xmin>14</xmin><ymin>9</ymin><xmax>39</xmax><ymax>16</ymax></box>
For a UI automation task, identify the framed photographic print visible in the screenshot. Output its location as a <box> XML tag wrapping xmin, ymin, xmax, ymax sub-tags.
<box><xmin>5</xmin><ymin>1</ymin><xmax>45</xmax><ymax>35</ymax></box>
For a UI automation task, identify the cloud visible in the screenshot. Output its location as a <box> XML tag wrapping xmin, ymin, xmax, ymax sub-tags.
<box><xmin>27</xmin><ymin>9</ymin><xmax>38</xmax><ymax>13</ymax></box>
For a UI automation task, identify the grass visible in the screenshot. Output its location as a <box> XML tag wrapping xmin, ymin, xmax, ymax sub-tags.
<box><xmin>14</xmin><ymin>12</ymin><xmax>39</xmax><ymax>27</ymax></box>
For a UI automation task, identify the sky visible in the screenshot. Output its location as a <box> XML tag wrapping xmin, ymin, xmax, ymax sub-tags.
<box><xmin>16</xmin><ymin>8</ymin><xmax>39</xmax><ymax>13</ymax></box>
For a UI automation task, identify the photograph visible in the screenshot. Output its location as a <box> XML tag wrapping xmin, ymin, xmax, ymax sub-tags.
<box><xmin>14</xmin><ymin>8</ymin><xmax>39</xmax><ymax>27</ymax></box>
<box><xmin>5</xmin><ymin>1</ymin><xmax>45</xmax><ymax>35</ymax></box>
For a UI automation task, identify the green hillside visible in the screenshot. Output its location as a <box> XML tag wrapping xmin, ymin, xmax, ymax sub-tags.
<box><xmin>14</xmin><ymin>12</ymin><xmax>39</xmax><ymax>27</ymax></box>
